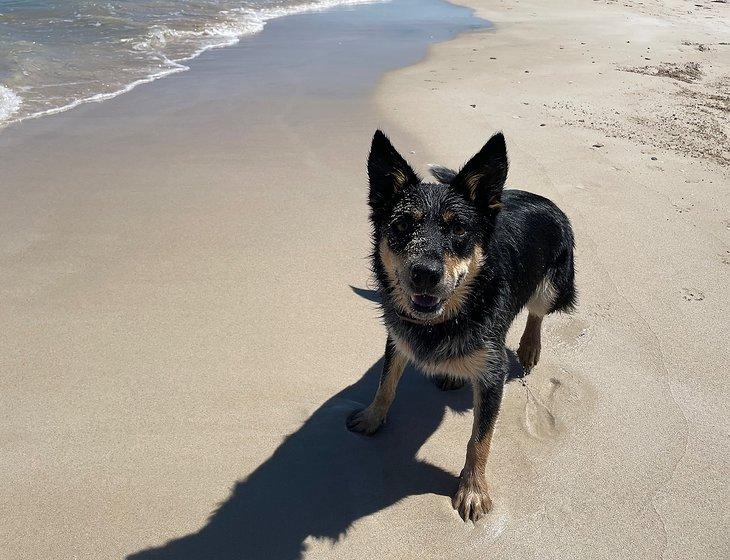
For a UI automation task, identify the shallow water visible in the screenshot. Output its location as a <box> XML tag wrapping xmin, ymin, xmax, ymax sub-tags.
<box><xmin>0</xmin><ymin>0</ymin><xmax>382</xmax><ymax>125</ymax></box>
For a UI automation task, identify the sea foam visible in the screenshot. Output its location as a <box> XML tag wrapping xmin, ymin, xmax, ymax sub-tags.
<box><xmin>0</xmin><ymin>86</ymin><xmax>22</xmax><ymax>122</ymax></box>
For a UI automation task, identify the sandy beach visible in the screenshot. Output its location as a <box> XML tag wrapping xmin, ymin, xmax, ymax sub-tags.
<box><xmin>1</xmin><ymin>0</ymin><xmax>728</xmax><ymax>558</ymax></box>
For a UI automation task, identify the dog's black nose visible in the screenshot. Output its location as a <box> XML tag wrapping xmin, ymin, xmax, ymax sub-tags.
<box><xmin>410</xmin><ymin>260</ymin><xmax>443</xmax><ymax>291</ymax></box>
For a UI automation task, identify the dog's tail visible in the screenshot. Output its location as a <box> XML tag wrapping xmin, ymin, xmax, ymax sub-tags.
<box><xmin>428</xmin><ymin>164</ymin><xmax>457</xmax><ymax>184</ymax></box>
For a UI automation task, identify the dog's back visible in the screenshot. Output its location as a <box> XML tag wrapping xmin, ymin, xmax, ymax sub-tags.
<box><xmin>492</xmin><ymin>189</ymin><xmax>576</xmax><ymax>317</ymax></box>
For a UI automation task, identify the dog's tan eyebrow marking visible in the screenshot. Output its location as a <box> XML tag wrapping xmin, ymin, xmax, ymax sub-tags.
<box><xmin>411</xmin><ymin>210</ymin><xmax>424</xmax><ymax>221</ymax></box>
<box><xmin>442</xmin><ymin>210</ymin><xmax>457</xmax><ymax>223</ymax></box>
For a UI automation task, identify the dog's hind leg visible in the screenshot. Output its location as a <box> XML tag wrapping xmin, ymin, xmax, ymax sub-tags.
<box><xmin>517</xmin><ymin>314</ymin><xmax>543</xmax><ymax>371</ymax></box>
<box><xmin>347</xmin><ymin>336</ymin><xmax>407</xmax><ymax>435</ymax></box>
<box><xmin>518</xmin><ymin>276</ymin><xmax>555</xmax><ymax>371</ymax></box>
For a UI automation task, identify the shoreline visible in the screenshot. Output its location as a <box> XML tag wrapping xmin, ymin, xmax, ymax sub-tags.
<box><xmin>0</xmin><ymin>0</ymin><xmax>393</xmax><ymax>129</ymax></box>
<box><xmin>0</xmin><ymin>1</ymin><xmax>490</xmax><ymax>134</ymax></box>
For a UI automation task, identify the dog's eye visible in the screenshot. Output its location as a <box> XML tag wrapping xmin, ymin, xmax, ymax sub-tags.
<box><xmin>452</xmin><ymin>224</ymin><xmax>466</xmax><ymax>236</ymax></box>
<box><xmin>395</xmin><ymin>218</ymin><xmax>411</xmax><ymax>232</ymax></box>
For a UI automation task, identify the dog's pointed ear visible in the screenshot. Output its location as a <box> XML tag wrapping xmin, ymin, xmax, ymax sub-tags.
<box><xmin>452</xmin><ymin>132</ymin><xmax>508</xmax><ymax>211</ymax></box>
<box><xmin>368</xmin><ymin>130</ymin><xmax>419</xmax><ymax>214</ymax></box>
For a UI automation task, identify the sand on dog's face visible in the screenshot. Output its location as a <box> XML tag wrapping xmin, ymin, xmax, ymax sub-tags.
<box><xmin>379</xmin><ymin>238</ymin><xmax>484</xmax><ymax>322</ymax></box>
<box><xmin>377</xmin><ymin>182</ymin><xmax>485</xmax><ymax>322</ymax></box>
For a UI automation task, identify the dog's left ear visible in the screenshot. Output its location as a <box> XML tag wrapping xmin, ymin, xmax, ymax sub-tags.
<box><xmin>368</xmin><ymin>130</ymin><xmax>420</xmax><ymax>215</ymax></box>
<box><xmin>452</xmin><ymin>132</ymin><xmax>508</xmax><ymax>211</ymax></box>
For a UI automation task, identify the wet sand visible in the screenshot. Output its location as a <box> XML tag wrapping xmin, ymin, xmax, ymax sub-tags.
<box><xmin>1</xmin><ymin>0</ymin><xmax>728</xmax><ymax>559</ymax></box>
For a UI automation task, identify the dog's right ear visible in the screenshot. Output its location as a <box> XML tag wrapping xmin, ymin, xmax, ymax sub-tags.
<box><xmin>451</xmin><ymin>132</ymin><xmax>508</xmax><ymax>211</ymax></box>
<box><xmin>368</xmin><ymin>130</ymin><xmax>419</xmax><ymax>214</ymax></box>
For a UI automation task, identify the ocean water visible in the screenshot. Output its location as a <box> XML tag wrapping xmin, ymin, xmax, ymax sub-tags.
<box><xmin>0</xmin><ymin>0</ymin><xmax>381</xmax><ymax>126</ymax></box>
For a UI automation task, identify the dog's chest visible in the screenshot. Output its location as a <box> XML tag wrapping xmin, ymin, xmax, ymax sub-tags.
<box><xmin>390</xmin><ymin>329</ymin><xmax>495</xmax><ymax>380</ymax></box>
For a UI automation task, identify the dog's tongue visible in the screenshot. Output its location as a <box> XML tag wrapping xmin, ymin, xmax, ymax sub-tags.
<box><xmin>412</xmin><ymin>294</ymin><xmax>439</xmax><ymax>307</ymax></box>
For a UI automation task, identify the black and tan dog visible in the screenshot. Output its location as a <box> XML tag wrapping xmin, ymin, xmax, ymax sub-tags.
<box><xmin>347</xmin><ymin>130</ymin><xmax>576</xmax><ymax>521</ymax></box>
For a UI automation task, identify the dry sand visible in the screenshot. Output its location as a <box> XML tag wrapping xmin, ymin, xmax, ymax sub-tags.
<box><xmin>1</xmin><ymin>0</ymin><xmax>728</xmax><ymax>559</ymax></box>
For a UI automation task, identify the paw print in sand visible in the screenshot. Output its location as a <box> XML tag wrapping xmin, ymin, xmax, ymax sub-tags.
<box><xmin>681</xmin><ymin>288</ymin><xmax>705</xmax><ymax>302</ymax></box>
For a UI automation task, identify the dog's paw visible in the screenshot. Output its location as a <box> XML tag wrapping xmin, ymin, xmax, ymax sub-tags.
<box><xmin>433</xmin><ymin>374</ymin><xmax>466</xmax><ymax>391</ymax></box>
<box><xmin>346</xmin><ymin>407</ymin><xmax>384</xmax><ymax>435</ymax></box>
<box><xmin>452</xmin><ymin>475</ymin><xmax>492</xmax><ymax>522</ymax></box>
<box><xmin>517</xmin><ymin>338</ymin><xmax>541</xmax><ymax>371</ymax></box>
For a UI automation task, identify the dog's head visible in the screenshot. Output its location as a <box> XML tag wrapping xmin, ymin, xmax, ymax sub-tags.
<box><xmin>368</xmin><ymin>130</ymin><xmax>508</xmax><ymax>323</ymax></box>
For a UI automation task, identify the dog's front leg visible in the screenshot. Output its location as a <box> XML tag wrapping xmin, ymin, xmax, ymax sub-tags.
<box><xmin>452</xmin><ymin>371</ymin><xmax>504</xmax><ymax>522</ymax></box>
<box><xmin>346</xmin><ymin>336</ymin><xmax>407</xmax><ymax>435</ymax></box>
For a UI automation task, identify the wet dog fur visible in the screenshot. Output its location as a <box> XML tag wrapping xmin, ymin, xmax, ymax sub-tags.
<box><xmin>346</xmin><ymin>130</ymin><xmax>576</xmax><ymax>522</ymax></box>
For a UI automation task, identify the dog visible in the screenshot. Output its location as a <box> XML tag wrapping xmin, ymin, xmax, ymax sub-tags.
<box><xmin>346</xmin><ymin>130</ymin><xmax>576</xmax><ymax>522</ymax></box>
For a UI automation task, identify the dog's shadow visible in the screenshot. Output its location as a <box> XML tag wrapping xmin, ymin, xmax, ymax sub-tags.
<box><xmin>128</xmin><ymin>293</ymin><xmax>524</xmax><ymax>559</ymax></box>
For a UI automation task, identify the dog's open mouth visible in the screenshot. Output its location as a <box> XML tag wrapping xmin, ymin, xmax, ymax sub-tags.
<box><xmin>410</xmin><ymin>294</ymin><xmax>443</xmax><ymax>314</ymax></box>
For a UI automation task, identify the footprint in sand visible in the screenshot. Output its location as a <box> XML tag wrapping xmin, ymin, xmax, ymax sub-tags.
<box><xmin>517</xmin><ymin>356</ymin><xmax>599</xmax><ymax>442</ymax></box>
<box><xmin>522</xmin><ymin>377</ymin><xmax>561</xmax><ymax>440</ymax></box>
